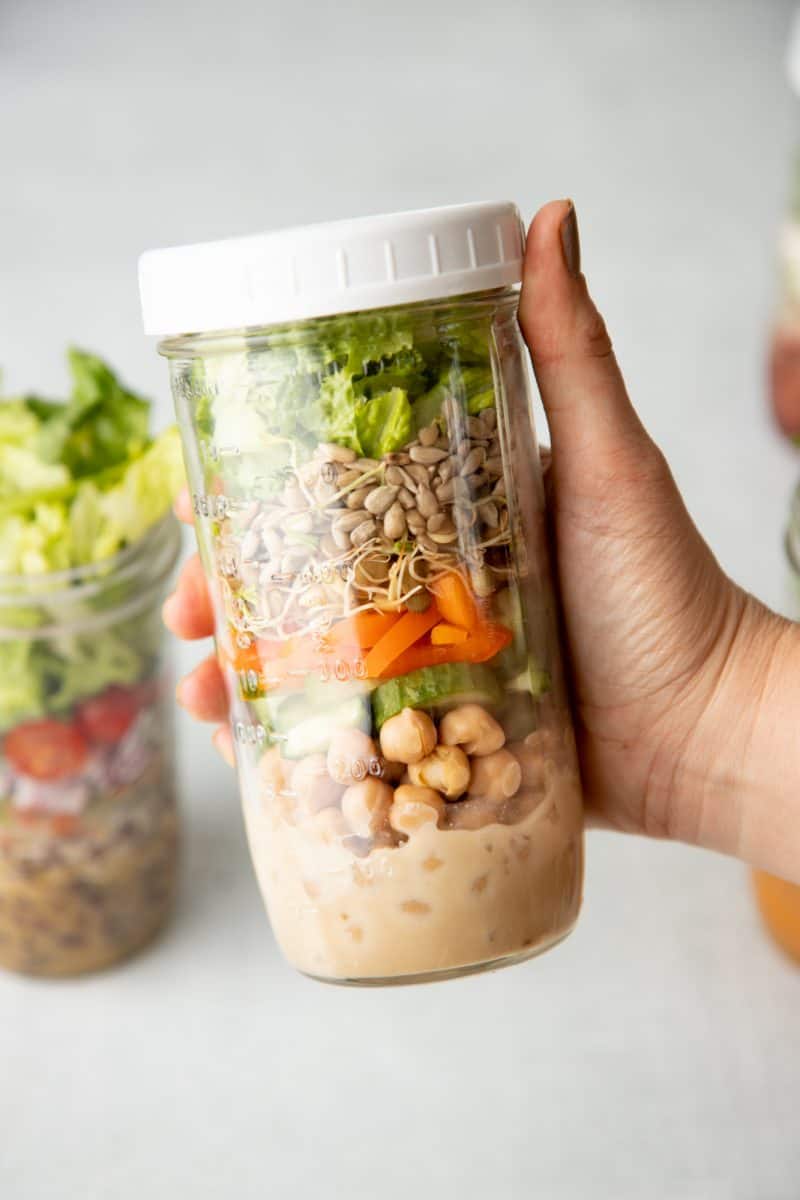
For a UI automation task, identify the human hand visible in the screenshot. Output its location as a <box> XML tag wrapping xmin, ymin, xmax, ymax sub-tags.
<box><xmin>519</xmin><ymin>200</ymin><xmax>800</xmax><ymax>876</ymax></box>
<box><xmin>163</xmin><ymin>200</ymin><xmax>800</xmax><ymax>878</ymax></box>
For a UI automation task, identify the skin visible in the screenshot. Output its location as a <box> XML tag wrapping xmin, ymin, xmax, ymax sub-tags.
<box><xmin>164</xmin><ymin>200</ymin><xmax>800</xmax><ymax>883</ymax></box>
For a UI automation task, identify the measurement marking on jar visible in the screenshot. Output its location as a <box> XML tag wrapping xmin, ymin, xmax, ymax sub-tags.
<box><xmin>191</xmin><ymin>492</ymin><xmax>242</xmax><ymax>519</ymax></box>
<box><xmin>210</xmin><ymin>444</ymin><xmax>241</xmax><ymax>460</ymax></box>
<box><xmin>232</xmin><ymin>720</ymin><xmax>268</xmax><ymax>746</ymax></box>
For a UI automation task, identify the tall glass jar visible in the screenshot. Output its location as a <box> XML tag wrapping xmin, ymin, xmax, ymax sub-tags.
<box><xmin>141</xmin><ymin>202</ymin><xmax>584</xmax><ymax>985</ymax></box>
<box><xmin>752</xmin><ymin>480</ymin><xmax>800</xmax><ymax>962</ymax></box>
<box><xmin>0</xmin><ymin>515</ymin><xmax>181</xmax><ymax>976</ymax></box>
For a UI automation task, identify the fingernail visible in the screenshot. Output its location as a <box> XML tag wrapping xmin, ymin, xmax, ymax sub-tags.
<box><xmin>560</xmin><ymin>200</ymin><xmax>581</xmax><ymax>278</ymax></box>
<box><xmin>161</xmin><ymin>593</ymin><xmax>178</xmax><ymax>629</ymax></box>
<box><xmin>212</xmin><ymin>727</ymin><xmax>236</xmax><ymax>768</ymax></box>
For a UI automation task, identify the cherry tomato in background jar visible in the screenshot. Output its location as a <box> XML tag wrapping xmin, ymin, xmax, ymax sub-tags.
<box><xmin>78</xmin><ymin>686</ymin><xmax>140</xmax><ymax>745</ymax></box>
<box><xmin>4</xmin><ymin>720</ymin><xmax>89</xmax><ymax>781</ymax></box>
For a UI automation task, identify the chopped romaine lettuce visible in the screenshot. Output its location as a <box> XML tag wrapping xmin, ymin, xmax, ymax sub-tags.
<box><xmin>0</xmin><ymin>350</ymin><xmax>184</xmax><ymax>731</ymax></box>
<box><xmin>355</xmin><ymin>387</ymin><xmax>414</xmax><ymax>458</ymax></box>
<box><xmin>194</xmin><ymin>305</ymin><xmax>498</xmax><ymax>473</ymax></box>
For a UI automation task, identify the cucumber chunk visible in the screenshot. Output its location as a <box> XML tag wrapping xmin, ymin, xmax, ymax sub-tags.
<box><xmin>371</xmin><ymin>663</ymin><xmax>502</xmax><ymax>729</ymax></box>
<box><xmin>279</xmin><ymin>694</ymin><xmax>371</xmax><ymax>760</ymax></box>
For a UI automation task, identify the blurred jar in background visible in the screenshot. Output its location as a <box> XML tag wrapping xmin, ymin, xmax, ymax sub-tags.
<box><xmin>752</xmin><ymin>482</ymin><xmax>800</xmax><ymax>961</ymax></box>
<box><xmin>771</xmin><ymin>15</ymin><xmax>800</xmax><ymax>438</ymax></box>
<box><xmin>0</xmin><ymin>516</ymin><xmax>181</xmax><ymax>976</ymax></box>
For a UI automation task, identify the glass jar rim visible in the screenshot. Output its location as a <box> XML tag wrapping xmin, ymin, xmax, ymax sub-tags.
<box><xmin>0</xmin><ymin>513</ymin><xmax>181</xmax><ymax>639</ymax></box>
<box><xmin>156</xmin><ymin>286</ymin><xmax>520</xmax><ymax>359</ymax></box>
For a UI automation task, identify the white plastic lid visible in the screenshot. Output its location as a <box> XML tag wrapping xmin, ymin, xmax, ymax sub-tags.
<box><xmin>138</xmin><ymin>201</ymin><xmax>525</xmax><ymax>337</ymax></box>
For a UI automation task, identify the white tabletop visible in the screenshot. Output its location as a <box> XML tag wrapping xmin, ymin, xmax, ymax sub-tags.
<box><xmin>2</xmin><ymin>2</ymin><xmax>800</xmax><ymax>1197</ymax></box>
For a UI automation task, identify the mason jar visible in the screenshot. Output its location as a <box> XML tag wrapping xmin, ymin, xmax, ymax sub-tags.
<box><xmin>140</xmin><ymin>202</ymin><xmax>584</xmax><ymax>984</ymax></box>
<box><xmin>752</xmin><ymin>480</ymin><xmax>800</xmax><ymax>963</ymax></box>
<box><xmin>0</xmin><ymin>514</ymin><xmax>181</xmax><ymax>976</ymax></box>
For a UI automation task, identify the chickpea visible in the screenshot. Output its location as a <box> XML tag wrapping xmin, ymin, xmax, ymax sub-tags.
<box><xmin>408</xmin><ymin>744</ymin><xmax>470</xmax><ymax>799</ymax></box>
<box><xmin>468</xmin><ymin>749</ymin><xmax>522</xmax><ymax>802</ymax></box>
<box><xmin>508</xmin><ymin>742</ymin><xmax>546</xmax><ymax>791</ymax></box>
<box><xmin>341</xmin><ymin>779</ymin><xmax>394</xmax><ymax>839</ymax></box>
<box><xmin>290</xmin><ymin>754</ymin><xmax>344</xmax><ymax>818</ymax></box>
<box><xmin>379</xmin><ymin>708</ymin><xmax>436</xmax><ymax>765</ymax></box>
<box><xmin>259</xmin><ymin>745</ymin><xmax>286</xmax><ymax>794</ymax></box>
<box><xmin>439</xmin><ymin>704</ymin><xmax>505</xmax><ymax>757</ymax></box>
<box><xmin>326</xmin><ymin>728</ymin><xmax>379</xmax><ymax>786</ymax></box>
<box><xmin>389</xmin><ymin>785</ymin><xmax>445</xmax><ymax>836</ymax></box>
<box><xmin>312</xmin><ymin>806</ymin><xmax>349</xmax><ymax>844</ymax></box>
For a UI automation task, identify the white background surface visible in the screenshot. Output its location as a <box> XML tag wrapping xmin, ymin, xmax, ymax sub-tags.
<box><xmin>2</xmin><ymin>2</ymin><xmax>800</xmax><ymax>1197</ymax></box>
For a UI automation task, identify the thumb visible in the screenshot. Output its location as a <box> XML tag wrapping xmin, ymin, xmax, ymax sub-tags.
<box><xmin>518</xmin><ymin>200</ymin><xmax>650</xmax><ymax>477</ymax></box>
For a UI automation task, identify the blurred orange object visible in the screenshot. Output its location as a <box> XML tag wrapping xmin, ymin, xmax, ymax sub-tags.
<box><xmin>752</xmin><ymin>871</ymin><xmax>800</xmax><ymax>962</ymax></box>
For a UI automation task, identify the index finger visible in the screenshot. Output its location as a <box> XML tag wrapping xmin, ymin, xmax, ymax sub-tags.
<box><xmin>174</xmin><ymin>486</ymin><xmax>194</xmax><ymax>525</ymax></box>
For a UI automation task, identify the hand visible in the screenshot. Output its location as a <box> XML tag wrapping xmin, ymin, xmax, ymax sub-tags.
<box><xmin>163</xmin><ymin>200</ymin><xmax>800</xmax><ymax>878</ymax></box>
<box><xmin>519</xmin><ymin>200</ymin><xmax>800</xmax><ymax>877</ymax></box>
<box><xmin>162</xmin><ymin>505</ymin><xmax>236</xmax><ymax>767</ymax></box>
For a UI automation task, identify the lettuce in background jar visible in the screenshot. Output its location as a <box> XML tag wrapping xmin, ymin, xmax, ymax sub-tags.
<box><xmin>0</xmin><ymin>351</ymin><xmax>183</xmax><ymax>976</ymax></box>
<box><xmin>141</xmin><ymin>202</ymin><xmax>584</xmax><ymax>985</ymax></box>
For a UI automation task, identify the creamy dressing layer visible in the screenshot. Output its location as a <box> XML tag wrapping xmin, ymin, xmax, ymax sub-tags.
<box><xmin>242</xmin><ymin>762</ymin><xmax>583</xmax><ymax>982</ymax></box>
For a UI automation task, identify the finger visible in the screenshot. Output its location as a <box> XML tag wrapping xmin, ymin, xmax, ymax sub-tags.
<box><xmin>174</xmin><ymin>486</ymin><xmax>194</xmax><ymax>525</ymax></box>
<box><xmin>162</xmin><ymin>554</ymin><xmax>215</xmax><ymax>639</ymax></box>
<box><xmin>212</xmin><ymin>725</ymin><xmax>235</xmax><ymax>767</ymax></box>
<box><xmin>176</xmin><ymin>654</ymin><xmax>229</xmax><ymax>722</ymax></box>
<box><xmin>518</xmin><ymin>200</ymin><xmax>650</xmax><ymax>473</ymax></box>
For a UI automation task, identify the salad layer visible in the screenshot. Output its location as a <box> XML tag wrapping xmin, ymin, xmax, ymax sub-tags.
<box><xmin>0</xmin><ymin>351</ymin><xmax>183</xmax><ymax>976</ymax></box>
<box><xmin>176</xmin><ymin>299</ymin><xmax>583</xmax><ymax>981</ymax></box>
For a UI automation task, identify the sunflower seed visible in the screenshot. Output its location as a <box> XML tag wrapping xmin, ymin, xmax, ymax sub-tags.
<box><xmin>383</xmin><ymin>502</ymin><xmax>406</xmax><ymax>540</ymax></box>
<box><xmin>398</xmin><ymin>487</ymin><xmax>416</xmax><ymax>509</ymax></box>
<box><xmin>282</xmin><ymin>485</ymin><xmax>306</xmax><ymax>511</ymax></box>
<box><xmin>416</xmin><ymin>486</ymin><xmax>439</xmax><ymax>517</ymax></box>
<box><xmin>384</xmin><ymin>465</ymin><xmax>410</xmax><ymax>488</ymax></box>
<box><xmin>318</xmin><ymin>443</ymin><xmax>357</xmax><ymax>464</ymax></box>
<box><xmin>482</xmin><ymin>408</ymin><xmax>497</xmax><ymax>431</ymax></box>
<box><xmin>351</xmin><ymin>518</ymin><xmax>379</xmax><ymax>547</ymax></box>
<box><xmin>364</xmin><ymin>485</ymin><xmax>399</xmax><ymax>516</ymax></box>
<box><xmin>355</xmin><ymin>457</ymin><xmax>380</xmax><ymax>471</ymax></box>
<box><xmin>467</xmin><ymin>417</ymin><xmax>487</xmax><ymax>439</ymax></box>
<box><xmin>405</xmin><ymin>464</ymin><xmax>430</xmax><ymax>488</ymax></box>
<box><xmin>336</xmin><ymin>469</ymin><xmax>362</xmax><ymax>490</ymax></box>
<box><xmin>333</xmin><ymin>509</ymin><xmax>369</xmax><ymax>534</ymax></box>
<box><xmin>435</xmin><ymin>479</ymin><xmax>455</xmax><ymax>503</ymax></box>
<box><xmin>485</xmin><ymin>456</ymin><xmax>503</xmax><ymax>478</ymax></box>
<box><xmin>492</xmin><ymin>478</ymin><xmax>506</xmax><ymax>498</ymax></box>
<box><xmin>409</xmin><ymin>445</ymin><xmax>448</xmax><ymax>465</ymax></box>
<box><xmin>461</xmin><ymin>447</ymin><xmax>486</xmax><ymax>476</ymax></box>
<box><xmin>429</xmin><ymin>520</ymin><xmax>457</xmax><ymax>545</ymax></box>
<box><xmin>406</xmin><ymin>510</ymin><xmax>427</xmax><ymax>534</ymax></box>
<box><xmin>346</xmin><ymin>486</ymin><xmax>372</xmax><ymax>510</ymax></box>
<box><xmin>418</xmin><ymin>424</ymin><xmax>439</xmax><ymax>447</ymax></box>
<box><xmin>285</xmin><ymin>511</ymin><xmax>313</xmax><ymax>533</ymax></box>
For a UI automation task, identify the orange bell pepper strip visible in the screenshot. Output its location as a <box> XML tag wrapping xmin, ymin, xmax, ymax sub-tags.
<box><xmin>364</xmin><ymin>605</ymin><xmax>441</xmax><ymax>679</ymax></box>
<box><xmin>324</xmin><ymin>610</ymin><xmax>401</xmax><ymax>650</ymax></box>
<box><xmin>387</xmin><ymin>621</ymin><xmax>512</xmax><ymax>676</ymax></box>
<box><xmin>430</xmin><ymin>572</ymin><xmax>481</xmax><ymax>631</ymax></box>
<box><xmin>430</xmin><ymin>622</ymin><xmax>470</xmax><ymax>645</ymax></box>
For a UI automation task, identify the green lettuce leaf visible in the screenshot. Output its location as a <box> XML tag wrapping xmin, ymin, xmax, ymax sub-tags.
<box><xmin>355</xmin><ymin>387</ymin><xmax>414</xmax><ymax>458</ymax></box>
<box><xmin>34</xmin><ymin>348</ymin><xmax>150</xmax><ymax>477</ymax></box>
